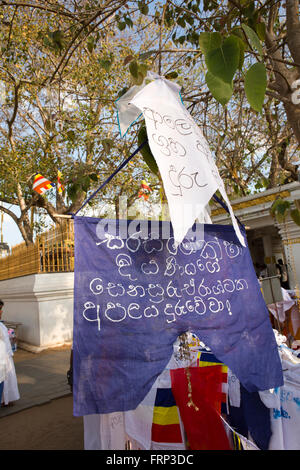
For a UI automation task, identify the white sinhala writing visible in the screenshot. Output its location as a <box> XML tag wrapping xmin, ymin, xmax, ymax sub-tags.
<box><xmin>82</xmin><ymin>236</ymin><xmax>246</xmax><ymax>330</ymax></box>
<box><xmin>116</xmin><ymin>253</ymin><xmax>138</xmax><ymax>281</ymax></box>
<box><xmin>96</xmin><ymin>233</ymin><xmax>124</xmax><ymax>250</ymax></box>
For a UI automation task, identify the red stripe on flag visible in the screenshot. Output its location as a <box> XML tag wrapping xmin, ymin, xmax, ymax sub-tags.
<box><xmin>170</xmin><ymin>367</ymin><xmax>231</xmax><ymax>450</ymax></box>
<box><xmin>34</xmin><ymin>175</ymin><xmax>44</xmax><ymax>183</ymax></box>
<box><xmin>151</xmin><ymin>423</ymin><xmax>182</xmax><ymax>443</ymax></box>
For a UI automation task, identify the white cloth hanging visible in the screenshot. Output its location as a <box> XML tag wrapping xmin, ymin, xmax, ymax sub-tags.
<box><xmin>259</xmin><ymin>352</ymin><xmax>300</xmax><ymax>450</ymax></box>
<box><xmin>227</xmin><ymin>368</ymin><xmax>241</xmax><ymax>408</ymax></box>
<box><xmin>116</xmin><ymin>73</ymin><xmax>245</xmax><ymax>246</ymax></box>
<box><xmin>0</xmin><ymin>328</ymin><xmax>10</xmax><ymax>383</ymax></box>
<box><xmin>124</xmin><ymin>380</ymin><xmax>157</xmax><ymax>450</ymax></box>
<box><xmin>83</xmin><ymin>412</ymin><xmax>126</xmax><ymax>450</ymax></box>
<box><xmin>0</xmin><ymin>322</ymin><xmax>20</xmax><ymax>405</ymax></box>
<box><xmin>268</xmin><ymin>288</ymin><xmax>295</xmax><ymax>323</ymax></box>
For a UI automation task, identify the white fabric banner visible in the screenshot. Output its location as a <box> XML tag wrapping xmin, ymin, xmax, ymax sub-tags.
<box><xmin>0</xmin><ymin>322</ymin><xmax>19</xmax><ymax>404</ymax></box>
<box><xmin>83</xmin><ymin>412</ymin><xmax>126</xmax><ymax>450</ymax></box>
<box><xmin>124</xmin><ymin>379</ymin><xmax>157</xmax><ymax>450</ymax></box>
<box><xmin>129</xmin><ymin>78</ymin><xmax>245</xmax><ymax>246</ymax></box>
<box><xmin>228</xmin><ymin>368</ymin><xmax>241</xmax><ymax>408</ymax></box>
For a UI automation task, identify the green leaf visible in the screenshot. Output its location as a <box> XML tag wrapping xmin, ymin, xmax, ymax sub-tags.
<box><xmin>132</xmin><ymin>71</ymin><xmax>144</xmax><ymax>85</ymax></box>
<box><xmin>270</xmin><ymin>198</ymin><xmax>291</xmax><ymax>222</ymax></box>
<box><xmin>117</xmin><ymin>87</ymin><xmax>129</xmax><ymax>98</ymax></box>
<box><xmin>205</xmin><ymin>71</ymin><xmax>233</xmax><ymax>106</ymax></box>
<box><xmin>138</xmin><ymin>1</ymin><xmax>149</xmax><ymax>15</ymax></box>
<box><xmin>241</xmin><ymin>23</ymin><xmax>263</xmax><ymax>58</ymax></box>
<box><xmin>67</xmin><ymin>183</ymin><xmax>80</xmax><ymax>202</ymax></box>
<box><xmin>138</xmin><ymin>63</ymin><xmax>148</xmax><ymax>77</ymax></box>
<box><xmin>129</xmin><ymin>60</ymin><xmax>138</xmax><ymax>79</ymax></box>
<box><xmin>241</xmin><ymin>1</ymin><xmax>255</xmax><ymax>18</ymax></box>
<box><xmin>81</xmin><ymin>175</ymin><xmax>91</xmax><ymax>193</ymax></box>
<box><xmin>177</xmin><ymin>35</ymin><xmax>186</xmax><ymax>45</ymax></box>
<box><xmin>118</xmin><ymin>21</ymin><xmax>126</xmax><ymax>31</ymax></box>
<box><xmin>98</xmin><ymin>58</ymin><xmax>112</xmax><ymax>72</ymax></box>
<box><xmin>52</xmin><ymin>30</ymin><xmax>64</xmax><ymax>50</ymax></box>
<box><xmin>256</xmin><ymin>22</ymin><xmax>266</xmax><ymax>41</ymax></box>
<box><xmin>102</xmin><ymin>138</ymin><xmax>114</xmax><ymax>153</ymax></box>
<box><xmin>205</xmin><ymin>35</ymin><xmax>240</xmax><ymax>84</ymax></box>
<box><xmin>270</xmin><ymin>198</ymin><xmax>281</xmax><ymax>215</ymax></box>
<box><xmin>177</xmin><ymin>17</ymin><xmax>186</xmax><ymax>28</ymax></box>
<box><xmin>89</xmin><ymin>173</ymin><xmax>99</xmax><ymax>182</ymax></box>
<box><xmin>124</xmin><ymin>17</ymin><xmax>133</xmax><ymax>28</ymax></box>
<box><xmin>165</xmin><ymin>71</ymin><xmax>178</xmax><ymax>79</ymax></box>
<box><xmin>87</xmin><ymin>37</ymin><xmax>94</xmax><ymax>53</ymax></box>
<box><xmin>244</xmin><ymin>62</ymin><xmax>267</xmax><ymax>113</ymax></box>
<box><xmin>139</xmin><ymin>51</ymin><xmax>155</xmax><ymax>60</ymax></box>
<box><xmin>199</xmin><ymin>32</ymin><xmax>222</xmax><ymax>54</ymax></box>
<box><xmin>291</xmin><ymin>209</ymin><xmax>300</xmax><ymax>226</ymax></box>
<box><xmin>235</xmin><ymin>36</ymin><xmax>246</xmax><ymax>70</ymax></box>
<box><xmin>231</xmin><ymin>27</ymin><xmax>247</xmax><ymax>42</ymax></box>
<box><xmin>137</xmin><ymin>126</ymin><xmax>159</xmax><ymax>176</ymax></box>
<box><xmin>66</xmin><ymin>130</ymin><xmax>76</xmax><ymax>141</ymax></box>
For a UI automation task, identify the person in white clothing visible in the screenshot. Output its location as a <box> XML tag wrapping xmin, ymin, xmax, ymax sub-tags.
<box><xmin>0</xmin><ymin>323</ymin><xmax>8</xmax><ymax>403</ymax></box>
<box><xmin>0</xmin><ymin>300</ymin><xmax>20</xmax><ymax>407</ymax></box>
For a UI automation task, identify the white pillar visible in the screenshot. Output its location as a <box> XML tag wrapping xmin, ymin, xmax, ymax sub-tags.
<box><xmin>276</xmin><ymin>219</ymin><xmax>300</xmax><ymax>290</ymax></box>
<box><xmin>262</xmin><ymin>234</ymin><xmax>273</xmax><ymax>259</ymax></box>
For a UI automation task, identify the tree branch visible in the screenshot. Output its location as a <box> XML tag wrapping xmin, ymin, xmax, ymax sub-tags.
<box><xmin>46</xmin><ymin>0</ymin><xmax>127</xmax><ymax>84</ymax></box>
<box><xmin>0</xmin><ymin>1</ymin><xmax>80</xmax><ymax>21</ymax></box>
<box><xmin>7</xmin><ymin>82</ymin><xmax>20</xmax><ymax>144</ymax></box>
<box><xmin>0</xmin><ymin>203</ymin><xmax>18</xmax><ymax>224</ymax></box>
<box><xmin>286</xmin><ymin>0</ymin><xmax>300</xmax><ymax>69</ymax></box>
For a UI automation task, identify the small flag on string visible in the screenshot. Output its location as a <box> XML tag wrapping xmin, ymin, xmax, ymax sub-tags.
<box><xmin>33</xmin><ymin>173</ymin><xmax>55</xmax><ymax>195</ymax></box>
<box><xmin>57</xmin><ymin>170</ymin><xmax>64</xmax><ymax>194</ymax></box>
<box><xmin>138</xmin><ymin>180</ymin><xmax>152</xmax><ymax>200</ymax></box>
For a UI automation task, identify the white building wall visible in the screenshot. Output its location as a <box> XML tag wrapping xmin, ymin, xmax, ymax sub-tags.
<box><xmin>0</xmin><ymin>272</ymin><xmax>74</xmax><ymax>352</ymax></box>
<box><xmin>276</xmin><ymin>220</ymin><xmax>300</xmax><ymax>291</ymax></box>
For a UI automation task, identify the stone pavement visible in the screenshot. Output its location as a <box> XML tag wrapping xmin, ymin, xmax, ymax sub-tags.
<box><xmin>0</xmin><ymin>346</ymin><xmax>72</xmax><ymax>418</ymax></box>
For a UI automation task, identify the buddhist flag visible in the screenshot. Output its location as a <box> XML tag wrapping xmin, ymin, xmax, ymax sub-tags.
<box><xmin>151</xmin><ymin>388</ymin><xmax>183</xmax><ymax>444</ymax></box>
<box><xmin>57</xmin><ymin>170</ymin><xmax>64</xmax><ymax>194</ymax></box>
<box><xmin>138</xmin><ymin>180</ymin><xmax>152</xmax><ymax>200</ymax></box>
<box><xmin>33</xmin><ymin>173</ymin><xmax>55</xmax><ymax>195</ymax></box>
<box><xmin>196</xmin><ymin>350</ymin><xmax>228</xmax><ymax>414</ymax></box>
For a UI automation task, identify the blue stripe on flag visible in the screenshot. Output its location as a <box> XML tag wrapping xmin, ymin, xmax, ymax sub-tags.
<box><xmin>155</xmin><ymin>388</ymin><xmax>177</xmax><ymax>408</ymax></box>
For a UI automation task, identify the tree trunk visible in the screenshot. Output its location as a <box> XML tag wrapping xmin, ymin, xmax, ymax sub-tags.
<box><xmin>283</xmin><ymin>100</ymin><xmax>300</xmax><ymax>147</ymax></box>
<box><xmin>16</xmin><ymin>220</ymin><xmax>33</xmax><ymax>246</ymax></box>
<box><xmin>265</xmin><ymin>2</ymin><xmax>300</xmax><ymax>147</ymax></box>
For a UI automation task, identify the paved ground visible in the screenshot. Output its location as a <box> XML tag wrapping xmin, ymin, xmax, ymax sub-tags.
<box><xmin>0</xmin><ymin>346</ymin><xmax>84</xmax><ymax>450</ymax></box>
<box><xmin>1</xmin><ymin>346</ymin><xmax>72</xmax><ymax>417</ymax></box>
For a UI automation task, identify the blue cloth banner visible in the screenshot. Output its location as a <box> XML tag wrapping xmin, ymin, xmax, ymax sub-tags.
<box><xmin>73</xmin><ymin>216</ymin><xmax>283</xmax><ymax>416</ymax></box>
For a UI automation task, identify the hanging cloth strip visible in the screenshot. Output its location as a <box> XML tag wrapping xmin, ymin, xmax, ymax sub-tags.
<box><xmin>212</xmin><ymin>193</ymin><xmax>244</xmax><ymax>228</ymax></box>
<box><xmin>71</xmin><ymin>140</ymin><xmax>244</xmax><ymax>229</ymax></box>
<box><xmin>72</xmin><ymin>140</ymin><xmax>148</xmax><ymax>216</ymax></box>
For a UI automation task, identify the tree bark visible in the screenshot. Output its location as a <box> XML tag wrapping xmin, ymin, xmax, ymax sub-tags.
<box><xmin>265</xmin><ymin>3</ymin><xmax>300</xmax><ymax>146</ymax></box>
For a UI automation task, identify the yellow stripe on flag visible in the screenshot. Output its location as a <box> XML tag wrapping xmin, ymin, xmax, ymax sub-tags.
<box><xmin>199</xmin><ymin>361</ymin><xmax>228</xmax><ymax>373</ymax></box>
<box><xmin>152</xmin><ymin>405</ymin><xmax>180</xmax><ymax>426</ymax></box>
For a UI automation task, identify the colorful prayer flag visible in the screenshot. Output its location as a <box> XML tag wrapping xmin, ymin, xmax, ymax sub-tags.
<box><xmin>141</xmin><ymin>180</ymin><xmax>151</xmax><ymax>192</ymax></box>
<box><xmin>151</xmin><ymin>388</ymin><xmax>183</xmax><ymax>444</ymax></box>
<box><xmin>32</xmin><ymin>173</ymin><xmax>55</xmax><ymax>195</ymax></box>
<box><xmin>57</xmin><ymin>170</ymin><xmax>64</xmax><ymax>194</ymax></box>
<box><xmin>138</xmin><ymin>180</ymin><xmax>152</xmax><ymax>200</ymax></box>
<box><xmin>196</xmin><ymin>350</ymin><xmax>228</xmax><ymax>414</ymax></box>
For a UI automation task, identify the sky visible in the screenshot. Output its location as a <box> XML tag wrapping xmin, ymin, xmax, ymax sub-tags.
<box><xmin>1</xmin><ymin>204</ymin><xmax>23</xmax><ymax>247</ymax></box>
